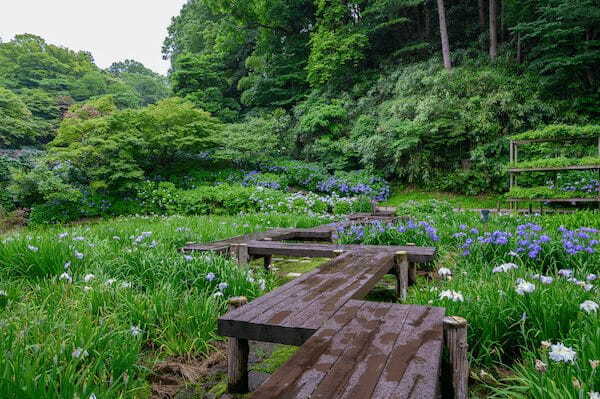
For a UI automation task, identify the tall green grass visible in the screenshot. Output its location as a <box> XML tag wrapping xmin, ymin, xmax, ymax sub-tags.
<box><xmin>0</xmin><ymin>213</ymin><xmax>328</xmax><ymax>398</ymax></box>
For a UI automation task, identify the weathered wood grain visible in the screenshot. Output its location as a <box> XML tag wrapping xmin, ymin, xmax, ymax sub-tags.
<box><xmin>218</xmin><ymin>252</ymin><xmax>395</xmax><ymax>345</ymax></box>
<box><xmin>250</xmin><ymin>301</ymin><xmax>445</xmax><ymax>399</ymax></box>
<box><xmin>227</xmin><ymin>297</ymin><xmax>249</xmax><ymax>393</ymax></box>
<box><xmin>245</xmin><ymin>240</ymin><xmax>435</xmax><ymax>263</ymax></box>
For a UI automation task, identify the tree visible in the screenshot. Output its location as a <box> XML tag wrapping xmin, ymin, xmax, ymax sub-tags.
<box><xmin>50</xmin><ymin>97</ymin><xmax>223</xmax><ymax>192</ymax></box>
<box><xmin>0</xmin><ymin>87</ymin><xmax>37</xmax><ymax>148</ymax></box>
<box><xmin>214</xmin><ymin>111</ymin><xmax>289</xmax><ymax>163</ymax></box>
<box><xmin>171</xmin><ymin>53</ymin><xmax>241</xmax><ymax>121</ymax></box>
<box><xmin>436</xmin><ymin>0</ymin><xmax>452</xmax><ymax>70</ymax></box>
<box><xmin>108</xmin><ymin>59</ymin><xmax>156</xmax><ymax>76</ymax></box>
<box><xmin>479</xmin><ymin>0</ymin><xmax>486</xmax><ymax>28</ymax></box>
<box><xmin>512</xmin><ymin>0</ymin><xmax>600</xmax><ymax>111</ymax></box>
<box><xmin>489</xmin><ymin>0</ymin><xmax>498</xmax><ymax>60</ymax></box>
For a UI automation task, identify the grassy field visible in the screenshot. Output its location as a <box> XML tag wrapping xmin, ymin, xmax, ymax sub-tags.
<box><xmin>0</xmin><ymin>213</ymin><xmax>328</xmax><ymax>398</ymax></box>
<box><xmin>1</xmin><ymin>203</ymin><xmax>599</xmax><ymax>398</ymax></box>
<box><xmin>385</xmin><ymin>187</ymin><xmax>505</xmax><ymax>209</ymax></box>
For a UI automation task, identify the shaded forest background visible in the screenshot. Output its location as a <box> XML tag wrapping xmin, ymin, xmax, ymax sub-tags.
<box><xmin>162</xmin><ymin>0</ymin><xmax>600</xmax><ymax>194</ymax></box>
<box><xmin>1</xmin><ymin>0</ymin><xmax>599</xmax><ymax>217</ymax></box>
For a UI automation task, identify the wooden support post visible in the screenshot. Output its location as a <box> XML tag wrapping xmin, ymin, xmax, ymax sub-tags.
<box><xmin>371</xmin><ymin>200</ymin><xmax>378</xmax><ymax>215</ymax></box>
<box><xmin>406</xmin><ymin>243</ymin><xmax>417</xmax><ymax>285</ymax></box>
<box><xmin>264</xmin><ymin>255</ymin><xmax>272</xmax><ymax>270</ymax></box>
<box><xmin>229</xmin><ymin>244</ymin><xmax>249</xmax><ymax>267</ymax></box>
<box><xmin>333</xmin><ymin>249</ymin><xmax>344</xmax><ymax>258</ymax></box>
<box><xmin>443</xmin><ymin>316</ymin><xmax>469</xmax><ymax>399</ymax></box>
<box><xmin>227</xmin><ymin>297</ymin><xmax>249</xmax><ymax>394</ymax></box>
<box><xmin>394</xmin><ymin>251</ymin><xmax>409</xmax><ymax>300</ymax></box>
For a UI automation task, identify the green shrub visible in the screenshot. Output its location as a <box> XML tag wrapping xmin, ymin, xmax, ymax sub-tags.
<box><xmin>136</xmin><ymin>181</ymin><xmax>183</xmax><ymax>215</ymax></box>
<box><xmin>49</xmin><ymin>97</ymin><xmax>223</xmax><ymax>192</ymax></box>
<box><xmin>510</xmin><ymin>156</ymin><xmax>600</xmax><ymax>169</ymax></box>
<box><xmin>511</xmin><ymin>125</ymin><xmax>600</xmax><ymax>141</ymax></box>
<box><xmin>242</xmin><ymin>172</ymin><xmax>289</xmax><ymax>190</ymax></box>
<box><xmin>177</xmin><ymin>184</ymin><xmax>267</xmax><ymax>215</ymax></box>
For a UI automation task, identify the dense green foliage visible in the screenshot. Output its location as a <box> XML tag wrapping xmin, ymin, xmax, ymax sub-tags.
<box><xmin>511</xmin><ymin>124</ymin><xmax>600</xmax><ymax>141</ymax></box>
<box><xmin>48</xmin><ymin>96</ymin><xmax>222</xmax><ymax>192</ymax></box>
<box><xmin>507</xmin><ymin>186</ymin><xmax>599</xmax><ymax>200</ymax></box>
<box><xmin>510</xmin><ymin>156</ymin><xmax>600</xmax><ymax>169</ymax></box>
<box><xmin>162</xmin><ymin>0</ymin><xmax>599</xmax><ymax>195</ymax></box>
<box><xmin>0</xmin><ymin>35</ymin><xmax>170</xmax><ymax>148</ymax></box>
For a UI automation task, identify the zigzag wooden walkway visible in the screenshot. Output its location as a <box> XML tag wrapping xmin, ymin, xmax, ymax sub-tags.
<box><xmin>182</xmin><ymin>212</ymin><xmax>468</xmax><ymax>398</ymax></box>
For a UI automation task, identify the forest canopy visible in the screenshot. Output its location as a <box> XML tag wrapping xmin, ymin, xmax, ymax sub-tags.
<box><xmin>0</xmin><ymin>34</ymin><xmax>170</xmax><ymax>148</ymax></box>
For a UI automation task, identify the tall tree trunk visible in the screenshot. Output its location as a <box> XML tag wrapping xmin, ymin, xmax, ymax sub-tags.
<box><xmin>478</xmin><ymin>0</ymin><xmax>485</xmax><ymax>28</ymax></box>
<box><xmin>489</xmin><ymin>0</ymin><xmax>497</xmax><ymax>60</ymax></box>
<box><xmin>516</xmin><ymin>31</ymin><xmax>522</xmax><ymax>64</ymax></box>
<box><xmin>424</xmin><ymin>0</ymin><xmax>431</xmax><ymax>40</ymax></box>
<box><xmin>500</xmin><ymin>0</ymin><xmax>504</xmax><ymax>43</ymax></box>
<box><xmin>437</xmin><ymin>0</ymin><xmax>452</xmax><ymax>70</ymax></box>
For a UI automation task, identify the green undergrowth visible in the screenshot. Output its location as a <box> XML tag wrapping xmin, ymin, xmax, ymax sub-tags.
<box><xmin>385</xmin><ymin>187</ymin><xmax>504</xmax><ymax>209</ymax></box>
<box><xmin>251</xmin><ymin>346</ymin><xmax>299</xmax><ymax>374</ymax></box>
<box><xmin>511</xmin><ymin>125</ymin><xmax>600</xmax><ymax>142</ymax></box>
<box><xmin>510</xmin><ymin>156</ymin><xmax>600</xmax><ymax>169</ymax></box>
<box><xmin>507</xmin><ymin>186</ymin><xmax>599</xmax><ymax>200</ymax></box>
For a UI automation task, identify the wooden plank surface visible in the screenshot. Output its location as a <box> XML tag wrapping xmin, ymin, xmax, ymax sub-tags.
<box><xmin>181</xmin><ymin>217</ymin><xmax>407</xmax><ymax>253</ymax></box>
<box><xmin>245</xmin><ymin>241</ymin><xmax>435</xmax><ymax>263</ymax></box>
<box><xmin>250</xmin><ymin>301</ymin><xmax>445</xmax><ymax>399</ymax></box>
<box><xmin>218</xmin><ymin>252</ymin><xmax>396</xmax><ymax>345</ymax></box>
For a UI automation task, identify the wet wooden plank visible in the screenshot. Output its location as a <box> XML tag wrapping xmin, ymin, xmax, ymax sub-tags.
<box><xmin>289</xmin><ymin>253</ymin><xmax>395</xmax><ymax>331</ymax></box>
<box><xmin>245</xmin><ymin>241</ymin><xmax>435</xmax><ymax>263</ymax></box>
<box><xmin>218</xmin><ymin>252</ymin><xmax>389</xmax><ymax>345</ymax></box>
<box><xmin>181</xmin><ymin>228</ymin><xmax>298</xmax><ymax>252</ymax></box>
<box><xmin>370</xmin><ymin>306</ymin><xmax>445</xmax><ymax>398</ymax></box>
<box><xmin>262</xmin><ymin>253</ymin><xmax>383</xmax><ymax>328</ymax></box>
<box><xmin>250</xmin><ymin>301</ymin><xmax>444</xmax><ymax>399</ymax></box>
<box><xmin>249</xmin><ymin>300</ymin><xmax>377</xmax><ymax>399</ymax></box>
<box><xmin>220</xmin><ymin>252</ymin><xmax>356</xmax><ymax>325</ymax></box>
<box><xmin>181</xmin><ymin>218</ymin><xmax>413</xmax><ymax>253</ymax></box>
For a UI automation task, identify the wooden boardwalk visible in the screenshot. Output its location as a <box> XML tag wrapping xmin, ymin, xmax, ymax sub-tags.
<box><xmin>183</xmin><ymin>213</ymin><xmax>468</xmax><ymax>398</ymax></box>
<box><xmin>251</xmin><ymin>301</ymin><xmax>445</xmax><ymax>399</ymax></box>
<box><xmin>219</xmin><ymin>251</ymin><xmax>401</xmax><ymax>346</ymax></box>
<box><xmin>181</xmin><ymin>214</ymin><xmax>400</xmax><ymax>253</ymax></box>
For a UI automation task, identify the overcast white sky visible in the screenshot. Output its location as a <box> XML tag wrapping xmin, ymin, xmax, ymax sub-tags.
<box><xmin>0</xmin><ymin>0</ymin><xmax>189</xmax><ymax>75</ymax></box>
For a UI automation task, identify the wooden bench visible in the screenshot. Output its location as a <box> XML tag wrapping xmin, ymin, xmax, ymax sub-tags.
<box><xmin>250</xmin><ymin>300</ymin><xmax>445</xmax><ymax>399</ymax></box>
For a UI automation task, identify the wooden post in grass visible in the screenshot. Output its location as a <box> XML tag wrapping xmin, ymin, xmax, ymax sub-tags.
<box><xmin>406</xmin><ymin>243</ymin><xmax>417</xmax><ymax>285</ymax></box>
<box><xmin>261</xmin><ymin>238</ymin><xmax>273</xmax><ymax>269</ymax></box>
<box><xmin>394</xmin><ymin>251</ymin><xmax>409</xmax><ymax>300</ymax></box>
<box><xmin>229</xmin><ymin>244</ymin><xmax>249</xmax><ymax>267</ymax></box>
<box><xmin>227</xmin><ymin>297</ymin><xmax>249</xmax><ymax>393</ymax></box>
<box><xmin>371</xmin><ymin>200</ymin><xmax>378</xmax><ymax>215</ymax></box>
<box><xmin>443</xmin><ymin>316</ymin><xmax>469</xmax><ymax>399</ymax></box>
<box><xmin>264</xmin><ymin>255</ymin><xmax>272</xmax><ymax>270</ymax></box>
